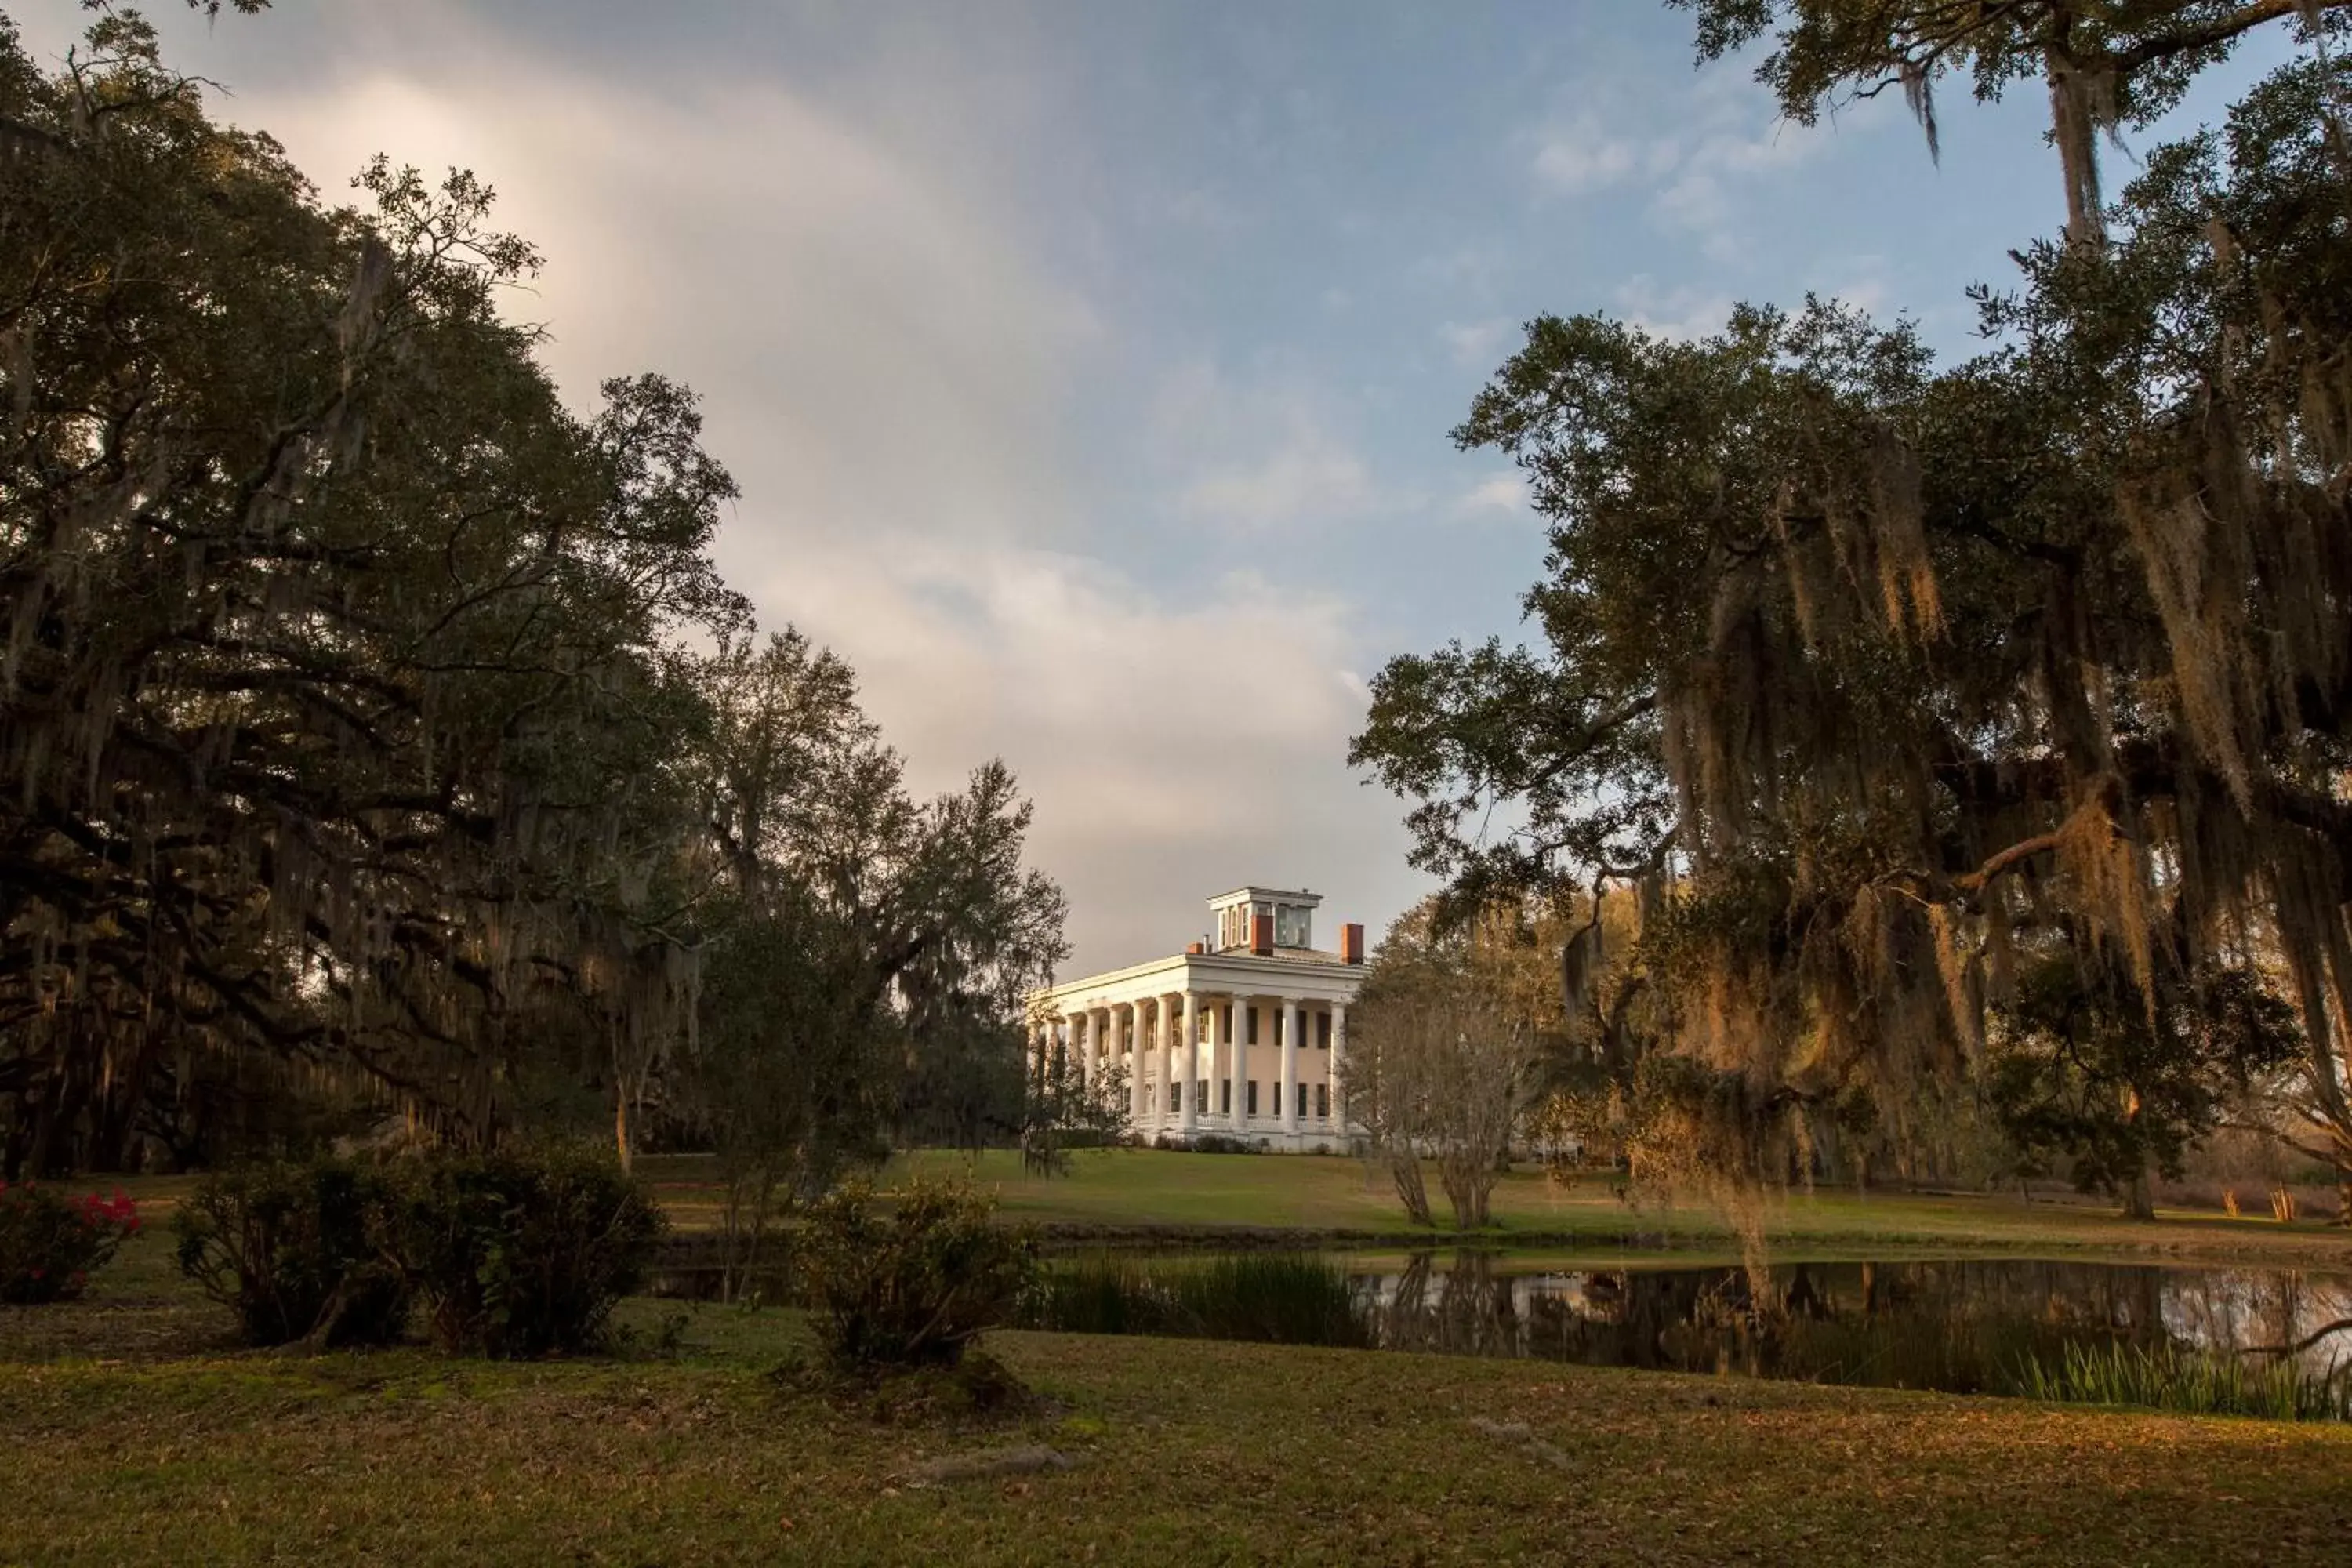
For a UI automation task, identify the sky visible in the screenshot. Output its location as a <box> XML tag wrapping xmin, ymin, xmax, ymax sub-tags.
<box><xmin>9</xmin><ymin>2</ymin><xmax>2310</xmax><ymax>978</ymax></box>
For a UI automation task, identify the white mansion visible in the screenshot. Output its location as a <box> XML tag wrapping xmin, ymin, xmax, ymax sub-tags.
<box><xmin>1028</xmin><ymin>886</ymin><xmax>1367</xmax><ymax>1151</ymax></box>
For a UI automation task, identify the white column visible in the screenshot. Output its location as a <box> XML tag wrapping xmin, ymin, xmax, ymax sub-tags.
<box><xmin>1080</xmin><ymin>1007</ymin><xmax>1098</xmax><ymax>1091</ymax></box>
<box><xmin>1080</xmin><ymin>1011</ymin><xmax>1096</xmax><ymax>1087</ymax></box>
<box><xmin>1207</xmin><ymin>998</ymin><xmax>1229</xmax><ymax>1127</ymax></box>
<box><xmin>1310</xmin><ymin>1004</ymin><xmax>1330</xmax><ymax>1124</ymax></box>
<box><xmin>1179</xmin><ymin>992</ymin><xmax>1200</xmax><ymax>1134</ymax></box>
<box><xmin>1154</xmin><ymin>993</ymin><xmax>1175</xmax><ymax>1132</ymax></box>
<box><xmin>1115</xmin><ymin>1001</ymin><xmax>1134</xmax><ymax>1100</ymax></box>
<box><xmin>1229</xmin><ymin>996</ymin><xmax>1252</xmax><ymax>1133</ymax></box>
<box><xmin>1279</xmin><ymin>996</ymin><xmax>1300</xmax><ymax>1135</ymax></box>
<box><xmin>1120</xmin><ymin>1004</ymin><xmax>1137</xmax><ymax>1096</ymax></box>
<box><xmin>1331</xmin><ymin>1002</ymin><xmax>1349</xmax><ymax>1133</ymax></box>
<box><xmin>1129</xmin><ymin>1006</ymin><xmax>1148</xmax><ymax>1128</ymax></box>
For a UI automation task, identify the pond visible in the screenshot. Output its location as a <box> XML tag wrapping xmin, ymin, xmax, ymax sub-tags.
<box><xmin>652</xmin><ymin>1244</ymin><xmax>2352</xmax><ymax>1414</ymax></box>
<box><xmin>1348</xmin><ymin>1252</ymin><xmax>2352</xmax><ymax>1403</ymax></box>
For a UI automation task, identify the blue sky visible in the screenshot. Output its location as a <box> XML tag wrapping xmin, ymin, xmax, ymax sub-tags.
<box><xmin>13</xmin><ymin>2</ymin><xmax>2307</xmax><ymax>975</ymax></box>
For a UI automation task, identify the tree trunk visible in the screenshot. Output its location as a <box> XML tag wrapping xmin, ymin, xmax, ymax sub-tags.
<box><xmin>2122</xmin><ymin>1166</ymin><xmax>2155</xmax><ymax>1221</ymax></box>
<box><xmin>614</xmin><ymin>1089</ymin><xmax>633</xmax><ymax>1175</ymax></box>
<box><xmin>1439</xmin><ymin>1148</ymin><xmax>1498</xmax><ymax>1230</ymax></box>
<box><xmin>1388</xmin><ymin>1152</ymin><xmax>1433</xmax><ymax>1226</ymax></box>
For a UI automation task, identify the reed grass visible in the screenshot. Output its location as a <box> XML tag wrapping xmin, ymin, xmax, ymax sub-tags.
<box><xmin>2008</xmin><ymin>1340</ymin><xmax>2352</xmax><ymax>1422</ymax></box>
<box><xmin>1022</xmin><ymin>1253</ymin><xmax>1371</xmax><ymax>1348</ymax></box>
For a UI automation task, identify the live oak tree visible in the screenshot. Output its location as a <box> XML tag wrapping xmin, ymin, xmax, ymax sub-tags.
<box><xmin>0</xmin><ymin>8</ymin><xmax>750</xmax><ymax>1172</ymax></box>
<box><xmin>0</xmin><ymin>9</ymin><xmax>1069</xmax><ymax>1180</ymax></box>
<box><xmin>1354</xmin><ymin>24</ymin><xmax>2352</xmax><ymax>1210</ymax></box>
<box><xmin>1673</xmin><ymin>1</ymin><xmax>2352</xmax><ymax>243</ymax></box>
<box><xmin>1987</xmin><ymin>953</ymin><xmax>2302</xmax><ymax>1216</ymax></box>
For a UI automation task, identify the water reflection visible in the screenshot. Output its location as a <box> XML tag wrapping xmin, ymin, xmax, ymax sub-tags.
<box><xmin>1356</xmin><ymin>1254</ymin><xmax>2352</xmax><ymax>1395</ymax></box>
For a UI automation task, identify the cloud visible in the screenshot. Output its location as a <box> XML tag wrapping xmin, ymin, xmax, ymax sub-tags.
<box><xmin>1149</xmin><ymin>183</ymin><xmax>1245</xmax><ymax>234</ymax></box>
<box><xmin>1648</xmin><ymin>119</ymin><xmax>1820</xmax><ymax>259</ymax></box>
<box><xmin>1152</xmin><ymin>361</ymin><xmax>1385</xmax><ymax>534</ymax></box>
<box><xmin>1523</xmin><ymin>70</ymin><xmax>1836</xmax><ymax>262</ymax></box>
<box><xmin>1533</xmin><ymin>121</ymin><xmax>1639</xmax><ymax>192</ymax></box>
<box><xmin>1612</xmin><ymin>275</ymin><xmax>1736</xmax><ymax>342</ymax></box>
<box><xmin>742</xmin><ymin>533</ymin><xmax>1410</xmax><ymax>972</ymax></box>
<box><xmin>1440</xmin><ymin>317</ymin><xmax>1517</xmax><ymax>368</ymax></box>
<box><xmin>174</xmin><ymin>9</ymin><xmax>1417</xmax><ymax>977</ymax></box>
<box><xmin>1530</xmin><ymin>111</ymin><xmax>1682</xmax><ymax>196</ymax></box>
<box><xmin>1823</xmin><ymin>256</ymin><xmax>1892</xmax><ymax>317</ymax></box>
<box><xmin>252</xmin><ymin>60</ymin><xmax>1098</xmax><ymax>557</ymax></box>
<box><xmin>1453</xmin><ymin>472</ymin><xmax>1528</xmax><ymax>518</ymax></box>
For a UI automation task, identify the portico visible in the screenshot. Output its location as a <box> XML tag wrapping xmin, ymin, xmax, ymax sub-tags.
<box><xmin>1027</xmin><ymin>887</ymin><xmax>1367</xmax><ymax>1152</ymax></box>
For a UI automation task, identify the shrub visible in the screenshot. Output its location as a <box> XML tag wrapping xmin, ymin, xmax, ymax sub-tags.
<box><xmin>1178</xmin><ymin>1134</ymin><xmax>1263</xmax><ymax>1156</ymax></box>
<box><xmin>799</xmin><ymin>1178</ymin><xmax>1036</xmax><ymax>1372</ymax></box>
<box><xmin>381</xmin><ymin>1143</ymin><xmax>664</xmax><ymax>1357</ymax></box>
<box><xmin>0</xmin><ymin>1183</ymin><xmax>140</xmax><ymax>1304</ymax></box>
<box><xmin>173</xmin><ymin>1160</ymin><xmax>409</xmax><ymax>1347</ymax></box>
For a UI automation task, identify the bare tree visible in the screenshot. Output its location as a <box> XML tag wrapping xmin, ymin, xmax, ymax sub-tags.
<box><xmin>1340</xmin><ymin>982</ymin><xmax>1439</xmax><ymax>1226</ymax></box>
<box><xmin>1428</xmin><ymin>986</ymin><xmax>1530</xmax><ymax>1229</ymax></box>
<box><xmin>1345</xmin><ymin>905</ymin><xmax>1541</xmax><ymax>1229</ymax></box>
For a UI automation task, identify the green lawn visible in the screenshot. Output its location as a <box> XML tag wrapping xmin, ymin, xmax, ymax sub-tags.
<box><xmin>5</xmin><ymin>1234</ymin><xmax>2351</xmax><ymax>1566</ymax></box>
<box><xmin>630</xmin><ymin>1148</ymin><xmax>2352</xmax><ymax>1267</ymax></box>
<box><xmin>64</xmin><ymin>1148</ymin><xmax>2352</xmax><ymax>1269</ymax></box>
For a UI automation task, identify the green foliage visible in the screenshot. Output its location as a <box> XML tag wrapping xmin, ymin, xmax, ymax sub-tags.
<box><xmin>797</xmin><ymin>1179</ymin><xmax>1036</xmax><ymax>1372</ymax></box>
<box><xmin>673</xmin><ymin>629</ymin><xmax>1065</xmax><ymax>1276</ymax></box>
<box><xmin>1672</xmin><ymin>2</ymin><xmax>2344</xmax><ymax>136</ymax></box>
<box><xmin>680</xmin><ymin>633</ymin><xmax>1066</xmax><ymax>1169</ymax></box>
<box><xmin>2010</xmin><ymin>1339</ymin><xmax>2352</xmax><ymax>1422</ymax></box>
<box><xmin>686</xmin><ymin>874</ymin><xmax>896</xmax><ymax>1298</ymax></box>
<box><xmin>0</xmin><ymin>9</ymin><xmax>742</xmax><ymax>1163</ymax></box>
<box><xmin>0</xmin><ymin>15</ymin><xmax>1067</xmax><ymax>1179</ymax></box>
<box><xmin>380</xmin><ymin>1145</ymin><xmax>666</xmax><ymax>1358</ymax></box>
<box><xmin>172</xmin><ymin>1160</ymin><xmax>409</xmax><ymax>1348</ymax></box>
<box><xmin>1668</xmin><ymin>1</ymin><xmax>2349</xmax><ymax>238</ymax></box>
<box><xmin>1352</xmin><ymin>46</ymin><xmax>2352</xmax><ymax>1197</ymax></box>
<box><xmin>1989</xmin><ymin>956</ymin><xmax>2303</xmax><ymax>1207</ymax></box>
<box><xmin>1172</xmin><ymin>1134</ymin><xmax>1265</xmax><ymax>1156</ymax></box>
<box><xmin>1022</xmin><ymin>1253</ymin><xmax>1372</xmax><ymax>1348</ymax></box>
<box><xmin>0</xmin><ymin>1183</ymin><xmax>139</xmax><ymax>1305</ymax></box>
<box><xmin>175</xmin><ymin>1148</ymin><xmax>662</xmax><ymax>1355</ymax></box>
<box><xmin>1019</xmin><ymin>1048</ymin><xmax>1129</xmax><ymax>1178</ymax></box>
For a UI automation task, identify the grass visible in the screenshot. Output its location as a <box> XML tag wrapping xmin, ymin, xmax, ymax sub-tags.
<box><xmin>635</xmin><ymin>1149</ymin><xmax>2352</xmax><ymax>1269</ymax></box>
<box><xmin>6</xmin><ymin>1231</ymin><xmax>2352</xmax><ymax>1565</ymax></box>
<box><xmin>68</xmin><ymin>1150</ymin><xmax>2352</xmax><ymax>1268</ymax></box>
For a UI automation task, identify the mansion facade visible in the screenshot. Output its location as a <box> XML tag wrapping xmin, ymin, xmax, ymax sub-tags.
<box><xmin>1028</xmin><ymin>886</ymin><xmax>1367</xmax><ymax>1152</ymax></box>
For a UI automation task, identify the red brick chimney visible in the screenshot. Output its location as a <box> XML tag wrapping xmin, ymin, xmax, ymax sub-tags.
<box><xmin>1250</xmin><ymin>913</ymin><xmax>1273</xmax><ymax>956</ymax></box>
<box><xmin>1185</xmin><ymin>941</ymin><xmax>1205</xmax><ymax>956</ymax></box>
<box><xmin>1341</xmin><ymin>922</ymin><xmax>1365</xmax><ymax>964</ymax></box>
